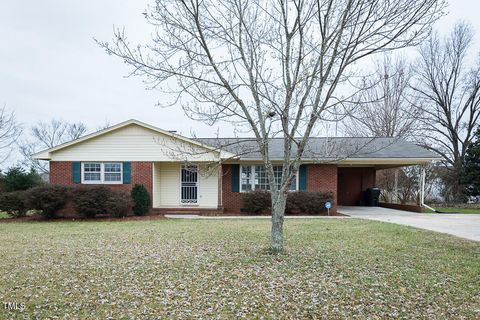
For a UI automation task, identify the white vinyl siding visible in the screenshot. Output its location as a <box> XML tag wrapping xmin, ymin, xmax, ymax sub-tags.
<box><xmin>153</xmin><ymin>163</ymin><xmax>218</xmax><ymax>208</ymax></box>
<box><xmin>49</xmin><ymin>124</ymin><xmax>220</xmax><ymax>162</ymax></box>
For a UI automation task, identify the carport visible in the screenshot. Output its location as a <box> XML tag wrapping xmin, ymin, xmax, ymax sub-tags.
<box><xmin>337</xmin><ymin>160</ymin><xmax>431</xmax><ymax>209</ymax></box>
<box><xmin>332</xmin><ymin>138</ymin><xmax>440</xmax><ymax>210</ymax></box>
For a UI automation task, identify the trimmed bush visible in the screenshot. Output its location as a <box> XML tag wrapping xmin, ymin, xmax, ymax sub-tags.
<box><xmin>131</xmin><ymin>184</ymin><xmax>150</xmax><ymax>216</ymax></box>
<box><xmin>286</xmin><ymin>191</ymin><xmax>333</xmax><ymax>215</ymax></box>
<box><xmin>25</xmin><ymin>185</ymin><xmax>71</xmax><ymax>219</ymax></box>
<box><xmin>107</xmin><ymin>191</ymin><xmax>133</xmax><ymax>218</ymax></box>
<box><xmin>241</xmin><ymin>190</ymin><xmax>334</xmax><ymax>215</ymax></box>
<box><xmin>72</xmin><ymin>186</ymin><xmax>112</xmax><ymax>218</ymax></box>
<box><xmin>72</xmin><ymin>186</ymin><xmax>132</xmax><ymax>218</ymax></box>
<box><xmin>242</xmin><ymin>190</ymin><xmax>271</xmax><ymax>214</ymax></box>
<box><xmin>0</xmin><ymin>191</ymin><xmax>27</xmax><ymax>217</ymax></box>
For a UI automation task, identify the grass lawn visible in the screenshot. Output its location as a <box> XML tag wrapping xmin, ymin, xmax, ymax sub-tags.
<box><xmin>426</xmin><ymin>207</ymin><xmax>480</xmax><ymax>214</ymax></box>
<box><xmin>0</xmin><ymin>219</ymin><xmax>478</xmax><ymax>319</ymax></box>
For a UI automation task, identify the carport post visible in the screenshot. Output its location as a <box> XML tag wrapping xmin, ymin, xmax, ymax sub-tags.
<box><xmin>394</xmin><ymin>168</ymin><xmax>399</xmax><ymax>203</ymax></box>
<box><xmin>419</xmin><ymin>166</ymin><xmax>426</xmax><ymax>206</ymax></box>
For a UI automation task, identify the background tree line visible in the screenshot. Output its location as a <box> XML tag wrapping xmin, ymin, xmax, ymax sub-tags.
<box><xmin>344</xmin><ymin>22</ymin><xmax>480</xmax><ymax>204</ymax></box>
<box><xmin>0</xmin><ymin>113</ymin><xmax>112</xmax><ymax>181</ymax></box>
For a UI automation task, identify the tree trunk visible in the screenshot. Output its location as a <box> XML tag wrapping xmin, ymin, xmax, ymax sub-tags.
<box><xmin>452</xmin><ymin>160</ymin><xmax>466</xmax><ymax>203</ymax></box>
<box><xmin>271</xmin><ymin>191</ymin><xmax>287</xmax><ymax>253</ymax></box>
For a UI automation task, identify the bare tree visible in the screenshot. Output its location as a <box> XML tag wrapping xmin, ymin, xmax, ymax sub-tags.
<box><xmin>19</xmin><ymin>119</ymin><xmax>87</xmax><ymax>173</ymax></box>
<box><xmin>67</xmin><ymin>122</ymin><xmax>88</xmax><ymax>141</ymax></box>
<box><xmin>98</xmin><ymin>0</ymin><xmax>445</xmax><ymax>252</ymax></box>
<box><xmin>343</xmin><ymin>55</ymin><xmax>429</xmax><ymax>204</ymax></box>
<box><xmin>413</xmin><ymin>22</ymin><xmax>480</xmax><ymax>202</ymax></box>
<box><xmin>0</xmin><ymin>106</ymin><xmax>22</xmax><ymax>166</ymax></box>
<box><xmin>96</xmin><ymin>120</ymin><xmax>112</xmax><ymax>131</ymax></box>
<box><xmin>345</xmin><ymin>55</ymin><xmax>420</xmax><ymax>138</ymax></box>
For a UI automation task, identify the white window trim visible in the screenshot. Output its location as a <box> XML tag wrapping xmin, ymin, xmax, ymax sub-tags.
<box><xmin>81</xmin><ymin>162</ymin><xmax>123</xmax><ymax>184</ymax></box>
<box><xmin>239</xmin><ymin>164</ymin><xmax>298</xmax><ymax>192</ymax></box>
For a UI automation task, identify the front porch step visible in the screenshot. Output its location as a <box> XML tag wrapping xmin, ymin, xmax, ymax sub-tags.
<box><xmin>151</xmin><ymin>207</ymin><xmax>224</xmax><ymax>216</ymax></box>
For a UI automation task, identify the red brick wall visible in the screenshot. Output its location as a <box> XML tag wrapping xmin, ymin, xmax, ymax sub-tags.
<box><xmin>50</xmin><ymin>161</ymin><xmax>75</xmax><ymax>186</ymax></box>
<box><xmin>306</xmin><ymin>164</ymin><xmax>338</xmax><ymax>214</ymax></box>
<box><xmin>221</xmin><ymin>164</ymin><xmax>338</xmax><ymax>214</ymax></box>
<box><xmin>221</xmin><ymin>164</ymin><xmax>243</xmax><ymax>213</ymax></box>
<box><xmin>49</xmin><ymin>161</ymin><xmax>153</xmax><ymax>203</ymax></box>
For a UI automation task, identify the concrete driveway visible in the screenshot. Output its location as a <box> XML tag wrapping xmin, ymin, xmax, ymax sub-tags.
<box><xmin>338</xmin><ymin>206</ymin><xmax>480</xmax><ymax>242</ymax></box>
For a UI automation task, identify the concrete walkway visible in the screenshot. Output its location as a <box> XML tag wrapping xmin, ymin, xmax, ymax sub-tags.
<box><xmin>338</xmin><ymin>206</ymin><xmax>480</xmax><ymax>241</ymax></box>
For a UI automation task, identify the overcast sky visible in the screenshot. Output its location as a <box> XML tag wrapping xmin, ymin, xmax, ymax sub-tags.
<box><xmin>1</xmin><ymin>0</ymin><xmax>480</xmax><ymax>166</ymax></box>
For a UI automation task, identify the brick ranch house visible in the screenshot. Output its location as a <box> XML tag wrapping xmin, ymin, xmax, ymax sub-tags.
<box><xmin>33</xmin><ymin>119</ymin><xmax>439</xmax><ymax>215</ymax></box>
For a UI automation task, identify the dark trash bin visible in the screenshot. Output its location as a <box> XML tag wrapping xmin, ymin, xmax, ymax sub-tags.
<box><xmin>367</xmin><ymin>188</ymin><xmax>381</xmax><ymax>206</ymax></box>
<box><xmin>360</xmin><ymin>190</ymin><xmax>369</xmax><ymax>206</ymax></box>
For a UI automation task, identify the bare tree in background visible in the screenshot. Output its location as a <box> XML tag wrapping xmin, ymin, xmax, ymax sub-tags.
<box><xmin>413</xmin><ymin>22</ymin><xmax>480</xmax><ymax>202</ymax></box>
<box><xmin>344</xmin><ymin>55</ymin><xmax>431</xmax><ymax>204</ymax></box>
<box><xmin>0</xmin><ymin>106</ymin><xmax>22</xmax><ymax>166</ymax></box>
<box><xmin>19</xmin><ymin>119</ymin><xmax>87</xmax><ymax>173</ymax></box>
<box><xmin>66</xmin><ymin>122</ymin><xmax>88</xmax><ymax>141</ymax></box>
<box><xmin>345</xmin><ymin>55</ymin><xmax>420</xmax><ymax>138</ymax></box>
<box><xmin>96</xmin><ymin>120</ymin><xmax>112</xmax><ymax>131</ymax></box>
<box><xmin>98</xmin><ymin>0</ymin><xmax>445</xmax><ymax>252</ymax></box>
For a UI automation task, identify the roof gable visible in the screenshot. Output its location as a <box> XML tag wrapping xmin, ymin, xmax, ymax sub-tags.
<box><xmin>33</xmin><ymin>119</ymin><xmax>233</xmax><ymax>161</ymax></box>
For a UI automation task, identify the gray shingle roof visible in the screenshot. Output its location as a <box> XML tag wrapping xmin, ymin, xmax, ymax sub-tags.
<box><xmin>195</xmin><ymin>137</ymin><xmax>438</xmax><ymax>160</ymax></box>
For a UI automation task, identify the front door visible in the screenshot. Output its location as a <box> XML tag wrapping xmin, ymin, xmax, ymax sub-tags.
<box><xmin>181</xmin><ymin>165</ymin><xmax>198</xmax><ymax>204</ymax></box>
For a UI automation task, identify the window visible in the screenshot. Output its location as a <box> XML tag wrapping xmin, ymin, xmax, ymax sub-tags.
<box><xmin>82</xmin><ymin>162</ymin><xmax>122</xmax><ymax>184</ymax></box>
<box><xmin>240</xmin><ymin>165</ymin><xmax>297</xmax><ymax>192</ymax></box>
<box><xmin>273</xmin><ymin>166</ymin><xmax>283</xmax><ymax>188</ymax></box>
<box><xmin>288</xmin><ymin>175</ymin><xmax>297</xmax><ymax>191</ymax></box>
<box><xmin>104</xmin><ymin>163</ymin><xmax>122</xmax><ymax>182</ymax></box>
<box><xmin>240</xmin><ymin>165</ymin><xmax>252</xmax><ymax>191</ymax></box>
<box><xmin>83</xmin><ymin>163</ymin><xmax>101</xmax><ymax>182</ymax></box>
<box><xmin>255</xmin><ymin>165</ymin><xmax>269</xmax><ymax>190</ymax></box>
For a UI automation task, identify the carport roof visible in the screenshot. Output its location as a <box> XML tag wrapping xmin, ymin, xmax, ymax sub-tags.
<box><xmin>196</xmin><ymin>137</ymin><xmax>440</xmax><ymax>162</ymax></box>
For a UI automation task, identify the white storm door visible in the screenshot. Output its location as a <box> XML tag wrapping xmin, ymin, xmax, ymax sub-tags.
<box><xmin>181</xmin><ymin>165</ymin><xmax>198</xmax><ymax>204</ymax></box>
